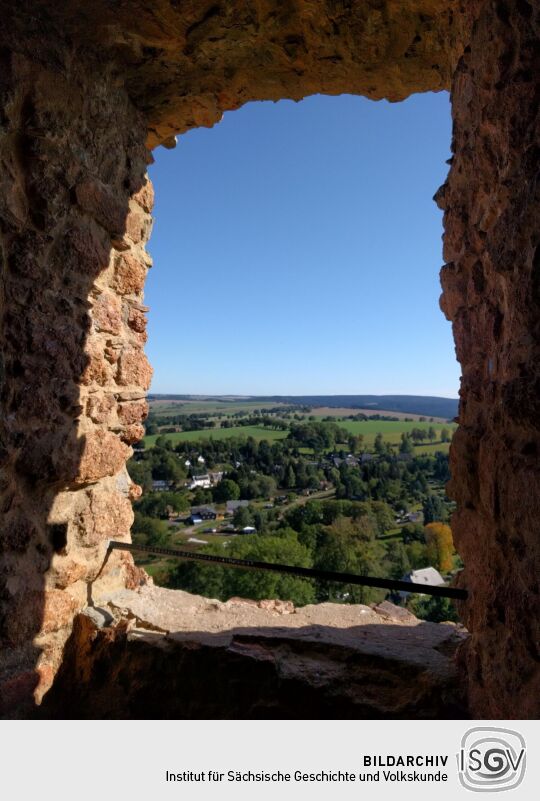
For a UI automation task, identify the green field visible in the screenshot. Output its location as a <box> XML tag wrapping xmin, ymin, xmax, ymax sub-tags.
<box><xmin>334</xmin><ymin>419</ymin><xmax>455</xmax><ymax>446</ymax></box>
<box><xmin>144</xmin><ymin>425</ymin><xmax>289</xmax><ymax>447</ymax></box>
<box><xmin>143</xmin><ymin>419</ymin><xmax>455</xmax><ymax>452</ymax></box>
<box><xmin>408</xmin><ymin>441</ymin><xmax>451</xmax><ymax>455</ymax></box>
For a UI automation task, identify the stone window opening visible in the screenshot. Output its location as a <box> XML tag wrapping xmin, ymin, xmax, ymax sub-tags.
<box><xmin>1</xmin><ymin>0</ymin><xmax>537</xmax><ymax>720</ymax></box>
<box><xmin>130</xmin><ymin>93</ymin><xmax>460</xmax><ymax>616</ymax></box>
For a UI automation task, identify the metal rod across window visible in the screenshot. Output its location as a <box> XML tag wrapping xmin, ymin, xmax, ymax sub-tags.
<box><xmin>108</xmin><ymin>541</ymin><xmax>468</xmax><ymax>600</ymax></box>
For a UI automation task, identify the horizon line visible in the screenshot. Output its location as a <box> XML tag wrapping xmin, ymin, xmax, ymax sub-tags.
<box><xmin>148</xmin><ymin>392</ymin><xmax>460</xmax><ymax>400</ymax></box>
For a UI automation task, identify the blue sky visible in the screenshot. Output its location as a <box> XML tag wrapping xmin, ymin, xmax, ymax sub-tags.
<box><xmin>146</xmin><ymin>91</ymin><xmax>459</xmax><ymax>398</ymax></box>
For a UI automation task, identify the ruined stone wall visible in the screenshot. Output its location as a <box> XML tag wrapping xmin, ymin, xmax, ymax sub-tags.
<box><xmin>42</xmin><ymin>589</ymin><xmax>468</xmax><ymax>720</ymax></box>
<box><xmin>439</xmin><ymin>0</ymin><xmax>539</xmax><ymax>718</ymax></box>
<box><xmin>0</xmin><ymin>0</ymin><xmax>538</xmax><ymax>720</ymax></box>
<box><xmin>0</xmin><ymin>43</ymin><xmax>152</xmax><ymax>714</ymax></box>
<box><xmin>6</xmin><ymin>0</ymin><xmax>474</xmax><ymax>149</ymax></box>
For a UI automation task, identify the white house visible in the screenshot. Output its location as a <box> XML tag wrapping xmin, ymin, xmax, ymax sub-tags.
<box><xmin>399</xmin><ymin>567</ymin><xmax>445</xmax><ymax>598</ymax></box>
<box><xmin>188</xmin><ymin>474</ymin><xmax>212</xmax><ymax>490</ymax></box>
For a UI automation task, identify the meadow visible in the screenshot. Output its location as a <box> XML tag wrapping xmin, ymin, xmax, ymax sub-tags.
<box><xmin>310</xmin><ymin>406</ymin><xmax>447</xmax><ymax>422</ymax></box>
<box><xmin>336</xmin><ymin>419</ymin><xmax>454</xmax><ymax>441</ymax></box>
<box><xmin>144</xmin><ymin>424</ymin><xmax>289</xmax><ymax>447</ymax></box>
<box><xmin>143</xmin><ymin>419</ymin><xmax>455</xmax><ymax>453</ymax></box>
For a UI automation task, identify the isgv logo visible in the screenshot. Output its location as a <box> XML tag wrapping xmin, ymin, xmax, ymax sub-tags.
<box><xmin>457</xmin><ymin>727</ymin><xmax>526</xmax><ymax>792</ymax></box>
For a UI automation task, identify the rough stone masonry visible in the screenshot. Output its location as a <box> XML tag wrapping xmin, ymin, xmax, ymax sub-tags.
<box><xmin>0</xmin><ymin>0</ymin><xmax>538</xmax><ymax>719</ymax></box>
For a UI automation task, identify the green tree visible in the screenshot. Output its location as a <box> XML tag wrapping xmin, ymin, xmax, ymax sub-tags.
<box><xmin>402</xmin><ymin>522</ymin><xmax>425</xmax><ymax>543</ymax></box>
<box><xmin>422</xmin><ymin>494</ymin><xmax>446</xmax><ymax>524</ymax></box>
<box><xmin>284</xmin><ymin>465</ymin><xmax>296</xmax><ymax>489</ymax></box>
<box><xmin>135</xmin><ymin>493</ymin><xmax>169</xmax><ymax>518</ymax></box>
<box><xmin>127</xmin><ymin>459</ymin><xmax>153</xmax><ymax>492</ymax></box>
<box><xmin>132</xmin><ymin>513</ymin><xmax>169</xmax><ymax>548</ymax></box>
<box><xmin>258</xmin><ymin>475</ymin><xmax>277</xmax><ymax>499</ymax></box>
<box><xmin>406</xmin><ymin>594</ymin><xmax>459</xmax><ymax>623</ymax></box>
<box><xmin>440</xmin><ymin>427</ymin><xmax>450</xmax><ymax>443</ymax></box>
<box><xmin>163</xmin><ymin>491</ymin><xmax>190</xmax><ymax>514</ymax></box>
<box><xmin>192</xmin><ymin>488</ymin><xmax>212</xmax><ymax>505</ymax></box>
<box><xmin>348</xmin><ymin>434</ymin><xmax>364</xmax><ymax>454</ymax></box>
<box><xmin>314</xmin><ymin>516</ymin><xmax>385</xmax><ymax>604</ymax></box>
<box><xmin>233</xmin><ymin>506</ymin><xmax>252</xmax><ymax>528</ymax></box>
<box><xmin>386</xmin><ymin>542</ymin><xmax>411</xmax><ymax>579</ymax></box>
<box><xmin>150</xmin><ymin>448</ymin><xmax>186</xmax><ymax>483</ymax></box>
<box><xmin>371</xmin><ymin>501</ymin><xmax>395</xmax><ymax>536</ymax></box>
<box><xmin>399</xmin><ymin>433</ymin><xmax>413</xmax><ymax>455</ymax></box>
<box><xmin>213</xmin><ymin>478</ymin><xmax>241</xmax><ymax>502</ymax></box>
<box><xmin>411</xmin><ymin>428</ymin><xmax>427</xmax><ymax>444</ymax></box>
<box><xmin>405</xmin><ymin>540</ymin><xmax>430</xmax><ymax>570</ymax></box>
<box><xmin>170</xmin><ymin>533</ymin><xmax>316</xmax><ymax>606</ymax></box>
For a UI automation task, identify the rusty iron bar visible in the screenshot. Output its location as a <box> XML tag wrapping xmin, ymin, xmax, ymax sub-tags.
<box><xmin>108</xmin><ymin>540</ymin><xmax>468</xmax><ymax>600</ymax></box>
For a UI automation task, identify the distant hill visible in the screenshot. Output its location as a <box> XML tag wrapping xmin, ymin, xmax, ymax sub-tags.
<box><xmin>254</xmin><ymin>395</ymin><xmax>458</xmax><ymax>419</ymax></box>
<box><xmin>148</xmin><ymin>394</ymin><xmax>459</xmax><ymax>420</ymax></box>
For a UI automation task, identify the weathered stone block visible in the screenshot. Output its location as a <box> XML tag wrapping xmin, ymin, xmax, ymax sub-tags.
<box><xmin>81</xmin><ymin>341</ymin><xmax>113</xmax><ymax>386</ymax></box>
<box><xmin>117</xmin><ymin>400</ymin><xmax>148</xmax><ymax>425</ymax></box>
<box><xmin>42</xmin><ymin>590</ymin><xmax>79</xmax><ymax>634</ymax></box>
<box><xmin>48</xmin><ymin>559</ymin><xmax>88</xmax><ymax>590</ymax></box>
<box><xmin>127</xmin><ymin>306</ymin><xmax>147</xmax><ymax>333</ymax></box>
<box><xmin>60</xmin><ymin>220</ymin><xmax>111</xmax><ymax>278</ymax></box>
<box><xmin>75</xmin><ymin>431</ymin><xmax>130</xmax><ymax>485</ymax></box>
<box><xmin>74</xmin><ymin>488</ymin><xmax>134</xmax><ymax>546</ymax></box>
<box><xmin>119</xmin><ymin>423</ymin><xmax>145</xmax><ymax>444</ymax></box>
<box><xmin>86</xmin><ymin>393</ymin><xmax>116</xmax><ymax>424</ymax></box>
<box><xmin>125</xmin><ymin>209</ymin><xmax>149</xmax><ymax>244</ymax></box>
<box><xmin>76</xmin><ymin>179</ymin><xmax>127</xmax><ymax>237</ymax></box>
<box><xmin>117</xmin><ymin>347</ymin><xmax>152</xmax><ymax>389</ymax></box>
<box><xmin>133</xmin><ymin>178</ymin><xmax>154</xmax><ymax>213</ymax></box>
<box><xmin>92</xmin><ymin>291</ymin><xmax>122</xmax><ymax>334</ymax></box>
<box><xmin>113</xmin><ymin>252</ymin><xmax>147</xmax><ymax>295</ymax></box>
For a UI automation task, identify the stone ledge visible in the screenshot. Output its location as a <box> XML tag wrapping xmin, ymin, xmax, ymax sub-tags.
<box><xmin>41</xmin><ymin>587</ymin><xmax>468</xmax><ymax>719</ymax></box>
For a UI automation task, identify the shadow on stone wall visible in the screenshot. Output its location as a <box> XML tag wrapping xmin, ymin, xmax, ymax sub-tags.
<box><xmin>0</xmin><ymin>30</ymin><xmax>150</xmax><ymax>716</ymax></box>
<box><xmin>41</xmin><ymin>612</ymin><xmax>468</xmax><ymax>719</ymax></box>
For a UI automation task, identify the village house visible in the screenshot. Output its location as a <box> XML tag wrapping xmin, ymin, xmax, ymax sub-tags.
<box><xmin>187</xmin><ymin>505</ymin><xmax>217</xmax><ymax>525</ymax></box>
<box><xmin>226</xmin><ymin>500</ymin><xmax>249</xmax><ymax>516</ymax></box>
<box><xmin>399</xmin><ymin>567</ymin><xmax>445</xmax><ymax>599</ymax></box>
<box><xmin>152</xmin><ymin>480</ymin><xmax>171</xmax><ymax>492</ymax></box>
<box><xmin>188</xmin><ymin>474</ymin><xmax>212</xmax><ymax>490</ymax></box>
